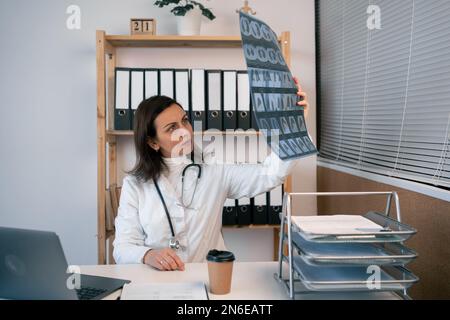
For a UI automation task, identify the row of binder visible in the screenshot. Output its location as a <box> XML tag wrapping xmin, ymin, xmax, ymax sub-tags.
<box><xmin>114</xmin><ymin>68</ymin><xmax>256</xmax><ymax>131</ymax></box>
<box><xmin>222</xmin><ymin>184</ymin><xmax>284</xmax><ymax>226</ymax></box>
<box><xmin>115</xmin><ymin>68</ymin><xmax>284</xmax><ymax>226</ymax></box>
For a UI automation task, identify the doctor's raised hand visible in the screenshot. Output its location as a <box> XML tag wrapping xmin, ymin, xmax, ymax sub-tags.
<box><xmin>113</xmin><ymin>84</ymin><xmax>310</xmax><ymax>271</ymax></box>
<box><xmin>294</xmin><ymin>76</ymin><xmax>309</xmax><ymax>116</ymax></box>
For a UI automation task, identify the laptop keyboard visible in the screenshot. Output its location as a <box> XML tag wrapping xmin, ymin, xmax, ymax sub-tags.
<box><xmin>75</xmin><ymin>286</ymin><xmax>108</xmax><ymax>300</ymax></box>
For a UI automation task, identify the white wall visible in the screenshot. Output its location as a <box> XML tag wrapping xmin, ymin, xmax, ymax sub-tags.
<box><xmin>0</xmin><ymin>0</ymin><xmax>316</xmax><ymax>265</ymax></box>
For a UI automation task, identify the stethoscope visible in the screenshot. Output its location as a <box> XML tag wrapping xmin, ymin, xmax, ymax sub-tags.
<box><xmin>153</xmin><ymin>164</ymin><xmax>202</xmax><ymax>251</ymax></box>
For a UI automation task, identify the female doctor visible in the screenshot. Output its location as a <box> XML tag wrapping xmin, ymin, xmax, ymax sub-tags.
<box><xmin>113</xmin><ymin>78</ymin><xmax>309</xmax><ymax>271</ymax></box>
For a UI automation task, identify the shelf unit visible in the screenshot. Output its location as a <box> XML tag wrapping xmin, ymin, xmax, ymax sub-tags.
<box><xmin>96</xmin><ymin>31</ymin><xmax>293</xmax><ymax>265</ymax></box>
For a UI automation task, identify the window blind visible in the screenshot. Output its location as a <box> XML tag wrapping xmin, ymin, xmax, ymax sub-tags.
<box><xmin>317</xmin><ymin>0</ymin><xmax>450</xmax><ymax>188</ymax></box>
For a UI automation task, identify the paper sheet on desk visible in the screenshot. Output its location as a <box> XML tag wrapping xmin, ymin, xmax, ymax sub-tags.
<box><xmin>120</xmin><ymin>282</ymin><xmax>208</xmax><ymax>300</ymax></box>
<box><xmin>292</xmin><ymin>215</ymin><xmax>383</xmax><ymax>236</ymax></box>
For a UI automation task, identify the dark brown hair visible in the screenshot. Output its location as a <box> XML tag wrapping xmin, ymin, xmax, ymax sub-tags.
<box><xmin>128</xmin><ymin>95</ymin><xmax>184</xmax><ymax>183</ymax></box>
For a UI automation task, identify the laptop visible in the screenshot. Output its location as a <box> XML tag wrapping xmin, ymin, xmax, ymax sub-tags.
<box><xmin>0</xmin><ymin>226</ymin><xmax>130</xmax><ymax>300</ymax></box>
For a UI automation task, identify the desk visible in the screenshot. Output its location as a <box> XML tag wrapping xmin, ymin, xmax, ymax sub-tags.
<box><xmin>80</xmin><ymin>262</ymin><xmax>400</xmax><ymax>300</ymax></box>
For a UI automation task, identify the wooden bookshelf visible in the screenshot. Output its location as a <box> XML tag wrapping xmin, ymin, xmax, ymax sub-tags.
<box><xmin>96</xmin><ymin>31</ymin><xmax>292</xmax><ymax>265</ymax></box>
<box><xmin>104</xmin><ymin>34</ymin><xmax>283</xmax><ymax>48</ymax></box>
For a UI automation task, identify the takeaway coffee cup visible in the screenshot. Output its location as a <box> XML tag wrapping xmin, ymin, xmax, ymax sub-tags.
<box><xmin>206</xmin><ymin>249</ymin><xmax>235</xmax><ymax>295</ymax></box>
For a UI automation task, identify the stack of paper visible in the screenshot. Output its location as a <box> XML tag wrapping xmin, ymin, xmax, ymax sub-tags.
<box><xmin>292</xmin><ymin>215</ymin><xmax>383</xmax><ymax>236</ymax></box>
<box><xmin>120</xmin><ymin>282</ymin><xmax>208</xmax><ymax>300</ymax></box>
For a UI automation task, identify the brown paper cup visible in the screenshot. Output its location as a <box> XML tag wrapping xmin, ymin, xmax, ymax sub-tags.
<box><xmin>207</xmin><ymin>261</ymin><xmax>234</xmax><ymax>295</ymax></box>
<box><xmin>206</xmin><ymin>250</ymin><xmax>235</xmax><ymax>295</ymax></box>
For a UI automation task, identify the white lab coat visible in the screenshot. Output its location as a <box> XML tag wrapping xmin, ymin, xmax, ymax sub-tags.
<box><xmin>113</xmin><ymin>151</ymin><xmax>298</xmax><ymax>264</ymax></box>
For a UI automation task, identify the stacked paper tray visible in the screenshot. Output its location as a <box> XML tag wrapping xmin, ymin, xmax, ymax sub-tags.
<box><xmin>285</xmin><ymin>211</ymin><xmax>419</xmax><ymax>294</ymax></box>
<box><xmin>290</xmin><ymin>232</ymin><xmax>418</xmax><ymax>267</ymax></box>
<box><xmin>291</xmin><ymin>256</ymin><xmax>419</xmax><ymax>292</ymax></box>
<box><xmin>291</xmin><ymin>211</ymin><xmax>417</xmax><ymax>243</ymax></box>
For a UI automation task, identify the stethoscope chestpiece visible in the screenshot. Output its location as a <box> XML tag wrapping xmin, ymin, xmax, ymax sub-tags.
<box><xmin>169</xmin><ymin>237</ymin><xmax>180</xmax><ymax>251</ymax></box>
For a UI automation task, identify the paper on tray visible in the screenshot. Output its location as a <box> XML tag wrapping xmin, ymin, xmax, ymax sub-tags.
<box><xmin>291</xmin><ymin>215</ymin><xmax>383</xmax><ymax>236</ymax></box>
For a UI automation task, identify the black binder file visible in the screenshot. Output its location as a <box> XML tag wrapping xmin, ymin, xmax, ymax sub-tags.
<box><xmin>223</xmin><ymin>71</ymin><xmax>237</xmax><ymax>130</ymax></box>
<box><xmin>114</xmin><ymin>68</ymin><xmax>131</xmax><ymax>130</ymax></box>
<box><xmin>237</xmin><ymin>197</ymin><xmax>252</xmax><ymax>226</ymax></box>
<box><xmin>222</xmin><ymin>199</ymin><xmax>237</xmax><ymax>226</ymax></box>
<box><xmin>130</xmin><ymin>69</ymin><xmax>145</xmax><ymax>129</ymax></box>
<box><xmin>206</xmin><ymin>70</ymin><xmax>223</xmax><ymax>130</ymax></box>
<box><xmin>190</xmin><ymin>69</ymin><xmax>206</xmax><ymax>131</ymax></box>
<box><xmin>252</xmin><ymin>193</ymin><xmax>268</xmax><ymax>225</ymax></box>
<box><xmin>269</xmin><ymin>184</ymin><xmax>284</xmax><ymax>225</ymax></box>
<box><xmin>237</xmin><ymin>71</ymin><xmax>251</xmax><ymax>130</ymax></box>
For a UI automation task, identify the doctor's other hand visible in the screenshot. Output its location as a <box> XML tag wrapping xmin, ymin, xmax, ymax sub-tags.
<box><xmin>143</xmin><ymin>248</ymin><xmax>185</xmax><ymax>271</ymax></box>
<box><xmin>293</xmin><ymin>77</ymin><xmax>309</xmax><ymax>117</ymax></box>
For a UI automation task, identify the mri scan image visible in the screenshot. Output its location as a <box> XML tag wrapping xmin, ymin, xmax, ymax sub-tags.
<box><xmin>297</xmin><ymin>115</ymin><xmax>307</xmax><ymax>132</ymax></box>
<box><xmin>280</xmin><ymin>117</ymin><xmax>291</xmax><ymax>134</ymax></box>
<box><xmin>288</xmin><ymin>139</ymin><xmax>301</xmax><ymax>154</ymax></box>
<box><xmin>253</xmin><ymin>93</ymin><xmax>266</xmax><ymax>112</ymax></box>
<box><xmin>289</xmin><ymin>116</ymin><xmax>299</xmax><ymax>133</ymax></box>
<box><xmin>296</xmin><ymin>137</ymin><xmax>310</xmax><ymax>153</ymax></box>
<box><xmin>240</xmin><ymin>11</ymin><xmax>317</xmax><ymax>160</ymax></box>
<box><xmin>280</xmin><ymin>140</ymin><xmax>294</xmax><ymax>156</ymax></box>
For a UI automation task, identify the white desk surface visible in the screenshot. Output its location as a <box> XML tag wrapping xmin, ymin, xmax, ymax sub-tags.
<box><xmin>80</xmin><ymin>262</ymin><xmax>400</xmax><ymax>300</ymax></box>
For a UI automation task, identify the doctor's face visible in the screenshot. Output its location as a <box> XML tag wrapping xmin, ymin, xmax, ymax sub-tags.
<box><xmin>149</xmin><ymin>104</ymin><xmax>193</xmax><ymax>158</ymax></box>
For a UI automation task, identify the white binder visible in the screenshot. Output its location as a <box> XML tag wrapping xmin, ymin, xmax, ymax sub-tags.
<box><xmin>116</xmin><ymin>69</ymin><xmax>130</xmax><ymax>109</ymax></box>
<box><xmin>160</xmin><ymin>69</ymin><xmax>174</xmax><ymax>99</ymax></box>
<box><xmin>190</xmin><ymin>69</ymin><xmax>206</xmax><ymax>130</ymax></box>
<box><xmin>131</xmin><ymin>70</ymin><xmax>144</xmax><ymax>112</ymax></box>
<box><xmin>175</xmin><ymin>69</ymin><xmax>190</xmax><ymax>112</ymax></box>
<box><xmin>114</xmin><ymin>68</ymin><xmax>131</xmax><ymax>130</ymax></box>
<box><xmin>145</xmin><ymin>69</ymin><xmax>158</xmax><ymax>99</ymax></box>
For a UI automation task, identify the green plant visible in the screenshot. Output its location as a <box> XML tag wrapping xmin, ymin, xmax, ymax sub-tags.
<box><xmin>154</xmin><ymin>0</ymin><xmax>216</xmax><ymax>20</ymax></box>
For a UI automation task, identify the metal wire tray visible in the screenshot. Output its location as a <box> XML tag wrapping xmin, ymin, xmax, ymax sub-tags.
<box><xmin>290</xmin><ymin>231</ymin><xmax>418</xmax><ymax>266</ymax></box>
<box><xmin>293</xmin><ymin>211</ymin><xmax>417</xmax><ymax>243</ymax></box>
<box><xmin>292</xmin><ymin>256</ymin><xmax>419</xmax><ymax>292</ymax></box>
